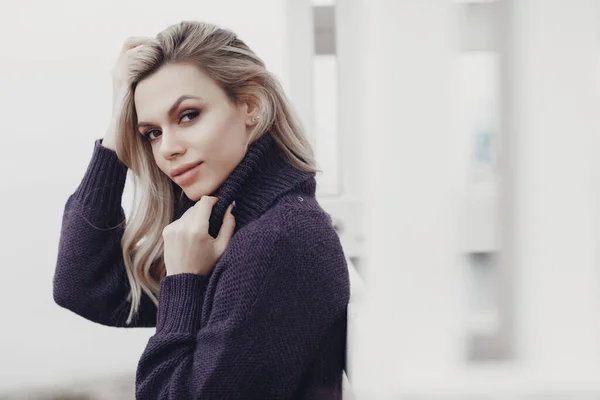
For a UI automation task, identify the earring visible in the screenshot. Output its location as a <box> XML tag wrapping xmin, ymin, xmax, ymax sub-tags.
<box><xmin>251</xmin><ymin>116</ymin><xmax>260</xmax><ymax>123</ymax></box>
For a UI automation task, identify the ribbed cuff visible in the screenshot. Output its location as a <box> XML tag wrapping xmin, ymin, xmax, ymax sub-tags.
<box><xmin>156</xmin><ymin>273</ymin><xmax>209</xmax><ymax>334</ymax></box>
<box><xmin>72</xmin><ymin>138</ymin><xmax>128</xmax><ymax>213</ymax></box>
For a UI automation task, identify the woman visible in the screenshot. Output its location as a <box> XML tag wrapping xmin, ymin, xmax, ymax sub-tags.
<box><xmin>53</xmin><ymin>20</ymin><xmax>350</xmax><ymax>399</ymax></box>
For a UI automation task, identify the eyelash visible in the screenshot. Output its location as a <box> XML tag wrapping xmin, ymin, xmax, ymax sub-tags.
<box><xmin>142</xmin><ymin>110</ymin><xmax>200</xmax><ymax>141</ymax></box>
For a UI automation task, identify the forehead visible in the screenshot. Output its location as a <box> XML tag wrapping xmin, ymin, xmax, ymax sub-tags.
<box><xmin>134</xmin><ymin>63</ymin><xmax>220</xmax><ymax>116</ymax></box>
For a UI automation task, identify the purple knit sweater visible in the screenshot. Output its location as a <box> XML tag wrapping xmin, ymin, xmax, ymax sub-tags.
<box><xmin>53</xmin><ymin>132</ymin><xmax>350</xmax><ymax>399</ymax></box>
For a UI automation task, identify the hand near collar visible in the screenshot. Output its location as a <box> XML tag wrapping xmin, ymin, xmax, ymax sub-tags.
<box><xmin>163</xmin><ymin>196</ymin><xmax>236</xmax><ymax>277</ymax></box>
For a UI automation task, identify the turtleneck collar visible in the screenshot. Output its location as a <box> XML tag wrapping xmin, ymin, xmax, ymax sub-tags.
<box><xmin>174</xmin><ymin>132</ymin><xmax>316</xmax><ymax>238</ymax></box>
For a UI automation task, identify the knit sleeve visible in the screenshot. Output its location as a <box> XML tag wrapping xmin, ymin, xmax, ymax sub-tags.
<box><xmin>53</xmin><ymin>138</ymin><xmax>157</xmax><ymax>328</ymax></box>
<box><xmin>72</xmin><ymin>138</ymin><xmax>128</xmax><ymax>213</ymax></box>
<box><xmin>135</xmin><ymin>208</ymin><xmax>350</xmax><ymax>399</ymax></box>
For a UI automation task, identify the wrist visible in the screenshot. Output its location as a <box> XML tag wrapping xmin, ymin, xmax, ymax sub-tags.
<box><xmin>156</xmin><ymin>273</ymin><xmax>209</xmax><ymax>334</ymax></box>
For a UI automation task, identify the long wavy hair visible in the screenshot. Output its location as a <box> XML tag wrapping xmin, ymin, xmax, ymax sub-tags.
<box><xmin>112</xmin><ymin>20</ymin><xmax>318</xmax><ymax>325</ymax></box>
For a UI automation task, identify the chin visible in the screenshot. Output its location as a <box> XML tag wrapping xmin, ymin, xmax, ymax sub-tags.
<box><xmin>181</xmin><ymin>180</ymin><xmax>219</xmax><ymax>201</ymax></box>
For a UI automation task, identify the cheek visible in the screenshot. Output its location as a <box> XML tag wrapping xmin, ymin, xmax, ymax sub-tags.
<box><xmin>205</xmin><ymin>139</ymin><xmax>247</xmax><ymax>185</ymax></box>
<box><xmin>219</xmin><ymin>121</ymin><xmax>245</xmax><ymax>144</ymax></box>
<box><xmin>212</xmin><ymin>142</ymin><xmax>245</xmax><ymax>172</ymax></box>
<box><xmin>150</xmin><ymin>148</ymin><xmax>169</xmax><ymax>176</ymax></box>
<box><xmin>196</xmin><ymin>110</ymin><xmax>240</xmax><ymax>148</ymax></box>
<box><xmin>208</xmin><ymin>111</ymin><xmax>248</xmax><ymax>157</ymax></box>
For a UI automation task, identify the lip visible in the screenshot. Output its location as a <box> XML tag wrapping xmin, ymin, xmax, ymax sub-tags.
<box><xmin>172</xmin><ymin>163</ymin><xmax>203</xmax><ymax>186</ymax></box>
<box><xmin>170</xmin><ymin>161</ymin><xmax>203</xmax><ymax>178</ymax></box>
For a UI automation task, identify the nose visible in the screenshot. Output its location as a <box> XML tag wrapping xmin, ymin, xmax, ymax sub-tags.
<box><xmin>159</xmin><ymin>130</ymin><xmax>186</xmax><ymax>160</ymax></box>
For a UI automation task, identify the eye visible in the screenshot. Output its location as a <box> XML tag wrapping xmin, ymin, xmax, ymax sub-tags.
<box><xmin>144</xmin><ymin>129</ymin><xmax>160</xmax><ymax>141</ymax></box>
<box><xmin>180</xmin><ymin>110</ymin><xmax>199</xmax><ymax>123</ymax></box>
<box><xmin>141</xmin><ymin>110</ymin><xmax>201</xmax><ymax>141</ymax></box>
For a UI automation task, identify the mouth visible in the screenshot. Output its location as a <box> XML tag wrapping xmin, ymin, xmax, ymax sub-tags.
<box><xmin>171</xmin><ymin>162</ymin><xmax>203</xmax><ymax>186</ymax></box>
<box><xmin>170</xmin><ymin>161</ymin><xmax>203</xmax><ymax>178</ymax></box>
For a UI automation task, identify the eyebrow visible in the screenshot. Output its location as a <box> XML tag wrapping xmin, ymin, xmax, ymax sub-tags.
<box><xmin>137</xmin><ymin>95</ymin><xmax>202</xmax><ymax>129</ymax></box>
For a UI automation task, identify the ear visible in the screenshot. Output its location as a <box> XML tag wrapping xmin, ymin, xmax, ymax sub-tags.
<box><xmin>241</xmin><ymin>99</ymin><xmax>261</xmax><ymax>127</ymax></box>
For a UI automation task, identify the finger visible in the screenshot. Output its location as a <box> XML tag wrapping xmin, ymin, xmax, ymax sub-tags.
<box><xmin>125</xmin><ymin>44</ymin><xmax>148</xmax><ymax>55</ymax></box>
<box><xmin>179</xmin><ymin>203</ymin><xmax>197</xmax><ymax>220</ymax></box>
<box><xmin>215</xmin><ymin>204</ymin><xmax>236</xmax><ymax>253</ymax></box>
<box><xmin>124</xmin><ymin>36</ymin><xmax>152</xmax><ymax>48</ymax></box>
<box><xmin>121</xmin><ymin>37</ymin><xmax>152</xmax><ymax>52</ymax></box>
<box><xmin>194</xmin><ymin>196</ymin><xmax>219</xmax><ymax>224</ymax></box>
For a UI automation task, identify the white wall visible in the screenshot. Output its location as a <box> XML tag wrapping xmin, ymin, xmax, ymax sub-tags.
<box><xmin>340</xmin><ymin>0</ymin><xmax>600</xmax><ymax>398</ymax></box>
<box><xmin>345</xmin><ymin>0</ymin><xmax>465</xmax><ymax>396</ymax></box>
<box><xmin>0</xmin><ymin>0</ymin><xmax>296</xmax><ymax>393</ymax></box>
<box><xmin>509</xmin><ymin>0</ymin><xmax>600</xmax><ymax>385</ymax></box>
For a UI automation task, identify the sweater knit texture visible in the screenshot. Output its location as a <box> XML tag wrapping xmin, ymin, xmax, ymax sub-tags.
<box><xmin>53</xmin><ymin>132</ymin><xmax>350</xmax><ymax>399</ymax></box>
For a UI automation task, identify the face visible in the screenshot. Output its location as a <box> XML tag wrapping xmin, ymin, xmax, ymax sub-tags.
<box><xmin>134</xmin><ymin>62</ymin><xmax>258</xmax><ymax>200</ymax></box>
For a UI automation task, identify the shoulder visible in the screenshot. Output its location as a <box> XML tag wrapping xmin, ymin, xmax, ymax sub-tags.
<box><xmin>251</xmin><ymin>195</ymin><xmax>348</xmax><ymax>292</ymax></box>
<box><xmin>206</xmin><ymin>195</ymin><xmax>350</xmax><ymax>327</ymax></box>
<box><xmin>226</xmin><ymin>193</ymin><xmax>342</xmax><ymax>266</ymax></box>
<box><xmin>210</xmin><ymin>193</ymin><xmax>350</xmax><ymax>319</ymax></box>
<box><xmin>260</xmin><ymin>193</ymin><xmax>337</xmax><ymax>248</ymax></box>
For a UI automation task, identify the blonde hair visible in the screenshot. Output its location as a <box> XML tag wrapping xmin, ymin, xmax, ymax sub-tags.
<box><xmin>112</xmin><ymin>20</ymin><xmax>318</xmax><ymax>325</ymax></box>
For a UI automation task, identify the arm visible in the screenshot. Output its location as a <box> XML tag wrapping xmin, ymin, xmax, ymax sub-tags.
<box><xmin>135</xmin><ymin>208</ymin><xmax>350</xmax><ymax>399</ymax></box>
<box><xmin>53</xmin><ymin>138</ymin><xmax>157</xmax><ymax>327</ymax></box>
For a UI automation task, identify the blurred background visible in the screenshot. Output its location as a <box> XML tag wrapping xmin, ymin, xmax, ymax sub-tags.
<box><xmin>2</xmin><ymin>0</ymin><xmax>600</xmax><ymax>398</ymax></box>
